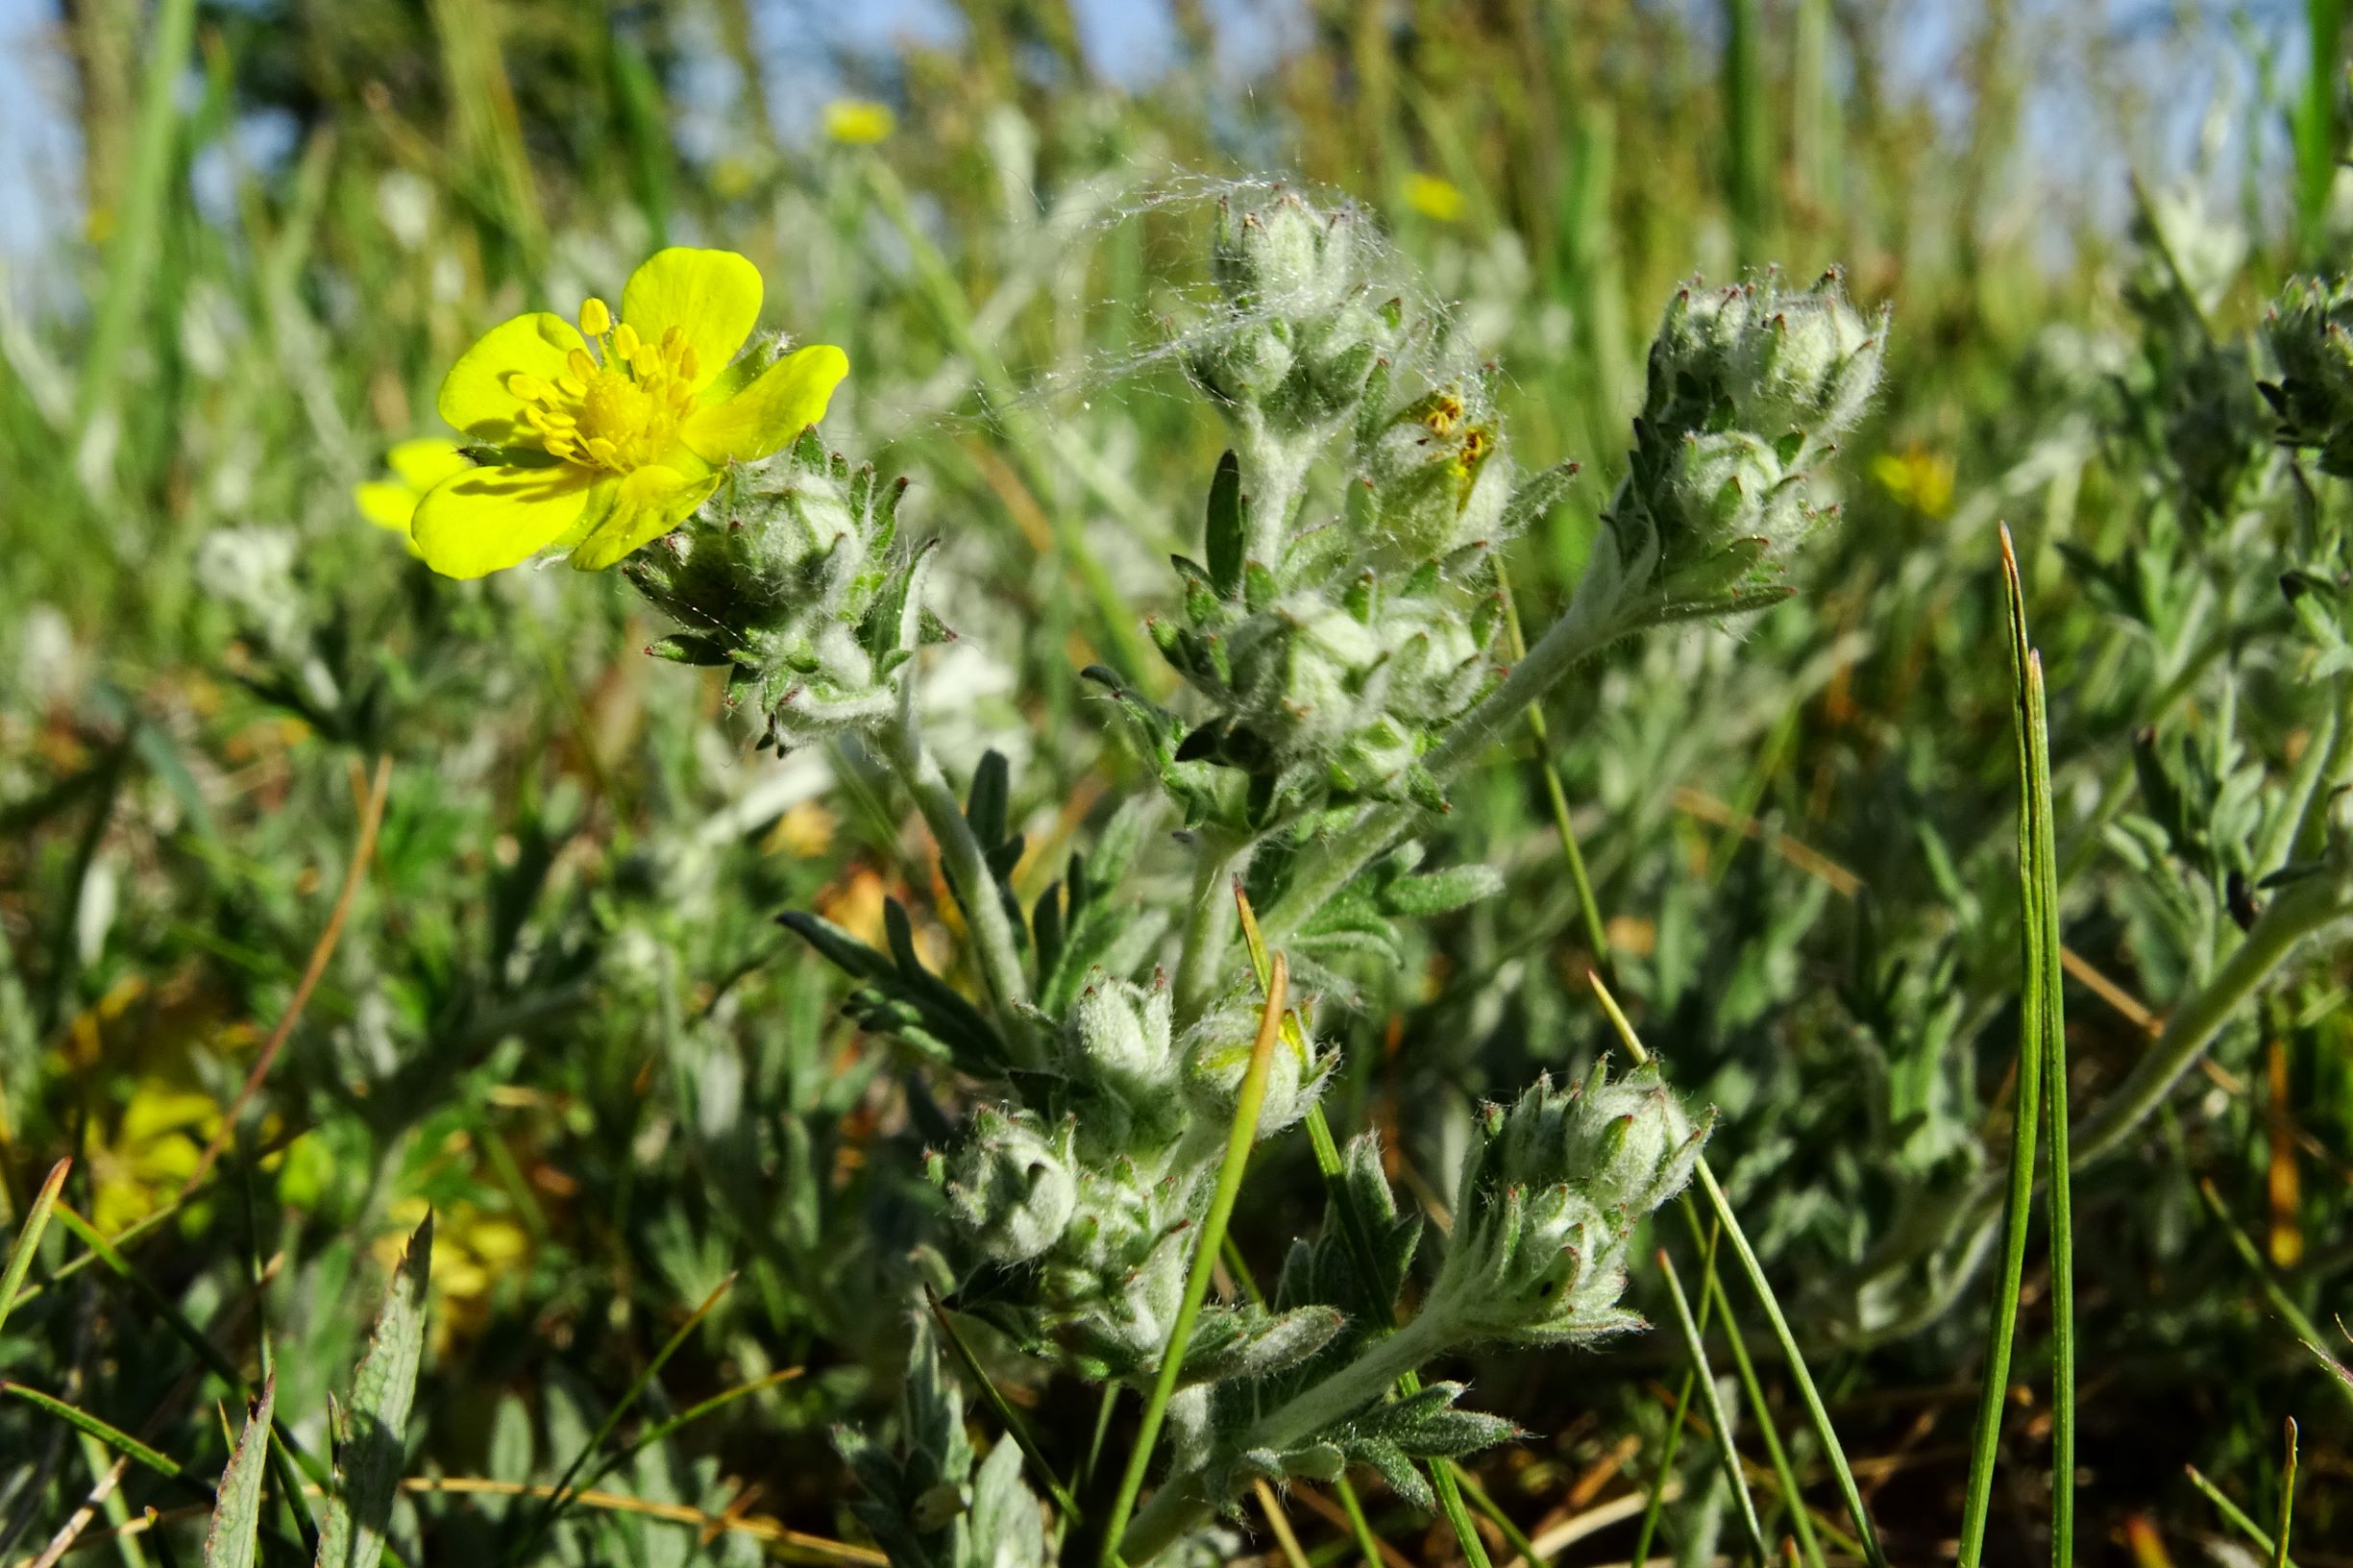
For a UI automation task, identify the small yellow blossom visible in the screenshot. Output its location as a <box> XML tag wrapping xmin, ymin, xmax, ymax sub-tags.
<box><xmin>355</xmin><ymin>437</ymin><xmax>472</xmax><ymax>550</ymax></box>
<box><xmin>1871</xmin><ymin>447</ymin><xmax>1955</xmax><ymax>517</ymax></box>
<box><xmin>823</xmin><ymin>99</ymin><xmax>896</xmax><ymax>145</ymax></box>
<box><xmin>1403</xmin><ymin>172</ymin><xmax>1466</xmax><ymax>224</ymax></box>
<box><xmin>412</xmin><ymin>248</ymin><xmax>849</xmax><ymax>578</ymax></box>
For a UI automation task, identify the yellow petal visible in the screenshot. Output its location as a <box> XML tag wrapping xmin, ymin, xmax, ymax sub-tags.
<box><xmin>437</xmin><ymin>313</ymin><xmax>587</xmax><ymax>443</ymax></box>
<box><xmin>355</xmin><ymin>480</ymin><xmax>421</xmax><ymax>534</ymax></box>
<box><xmin>568</xmin><ymin>465</ymin><xmax>723</xmax><ymax>573</ymax></box>
<box><xmin>679</xmin><ymin>344</ymin><xmax>848</xmax><ymax>466</ymax></box>
<box><xmin>620</xmin><ymin>249</ymin><xmax>762</xmax><ymax>394</ymax></box>
<box><xmin>386</xmin><ymin>437</ymin><xmax>473</xmax><ymax>492</ymax></box>
<box><xmin>412</xmin><ymin>462</ymin><xmax>599</xmax><ymax>579</ymax></box>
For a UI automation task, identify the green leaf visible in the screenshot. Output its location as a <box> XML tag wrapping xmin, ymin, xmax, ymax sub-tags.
<box><xmin>205</xmin><ymin>1373</ymin><xmax>278</xmax><ymax>1568</ymax></box>
<box><xmin>0</xmin><ymin>1158</ymin><xmax>68</xmax><ymax>1341</ymax></box>
<box><xmin>315</xmin><ymin>1214</ymin><xmax>431</xmax><ymax>1568</ymax></box>
<box><xmin>1207</xmin><ymin>449</ymin><xmax>1244</xmax><ymax>597</ymax></box>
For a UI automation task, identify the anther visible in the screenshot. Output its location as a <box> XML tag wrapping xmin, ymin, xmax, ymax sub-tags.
<box><xmin>567</xmin><ymin>349</ymin><xmax>599</xmax><ymax>381</ymax></box>
<box><xmin>613</xmin><ymin>323</ymin><xmax>642</xmax><ymax>361</ymax></box>
<box><xmin>578</xmin><ymin>298</ymin><xmax>612</xmax><ymax>337</ymax></box>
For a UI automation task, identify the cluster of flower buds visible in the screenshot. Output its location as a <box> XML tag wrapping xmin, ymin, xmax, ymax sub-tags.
<box><xmin>1574</xmin><ymin>272</ymin><xmax>1888</xmax><ymax>634</ymax></box>
<box><xmin>1421</xmin><ymin>1060</ymin><xmax>1708</xmax><ymax>1347</ymax></box>
<box><xmin>1188</xmin><ymin>190</ymin><xmax>1401</xmax><ymax>470</ymax></box>
<box><xmin>1117</xmin><ymin>189</ymin><xmax>1582</xmax><ymax>826</ymax></box>
<box><xmin>2263</xmin><ymin>276</ymin><xmax>2353</xmax><ymax>478</ymax></box>
<box><xmin>621</xmin><ymin>429</ymin><xmax>947</xmax><ymax>748</ymax></box>
<box><xmin>936</xmin><ymin>971</ymin><xmax>1338</xmax><ymax>1384</ymax></box>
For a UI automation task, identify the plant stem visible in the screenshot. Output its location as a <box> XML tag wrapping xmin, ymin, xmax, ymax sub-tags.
<box><xmin>1172</xmin><ymin>837</ymin><xmax>1253</xmax><ymax>1029</ymax></box>
<box><xmin>1117</xmin><ymin>1311</ymin><xmax>1451</xmax><ymax>1563</ymax></box>
<box><xmin>1496</xmin><ymin>560</ymin><xmax>1612</xmax><ymax>982</ymax></box>
<box><xmin>1099</xmin><ymin>959</ymin><xmax>1293</xmax><ymax>1561</ymax></box>
<box><xmin>1261</xmin><ymin>589</ymin><xmax>1630</xmax><ymax>948</ymax></box>
<box><xmin>2066</xmin><ymin>873</ymin><xmax>2347</xmax><ymax>1173</ymax></box>
<box><xmin>875</xmin><ymin>701</ymin><xmax>1041</xmax><ymax>1066</ymax></box>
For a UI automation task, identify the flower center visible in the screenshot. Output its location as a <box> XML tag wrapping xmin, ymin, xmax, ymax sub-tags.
<box><xmin>506</xmin><ymin>297</ymin><xmax>702</xmax><ymax>475</ymax></box>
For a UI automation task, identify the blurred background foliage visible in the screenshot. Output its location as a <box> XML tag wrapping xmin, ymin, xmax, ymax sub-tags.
<box><xmin>3</xmin><ymin>0</ymin><xmax>2353</xmax><ymax>1561</ymax></box>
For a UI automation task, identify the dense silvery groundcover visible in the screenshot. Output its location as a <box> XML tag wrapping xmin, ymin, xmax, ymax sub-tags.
<box><xmin>580</xmin><ymin>189</ymin><xmax>1891</xmax><ymax>1562</ymax></box>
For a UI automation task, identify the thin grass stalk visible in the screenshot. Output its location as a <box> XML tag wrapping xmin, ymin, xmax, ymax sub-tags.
<box><xmin>507</xmin><ymin>1274</ymin><xmax>736</xmax><ymax>1562</ymax></box>
<box><xmin>73</xmin><ymin>0</ymin><xmax>197</xmax><ymax>436</ymax></box>
<box><xmin>1252</xmin><ymin>1481</ymin><xmax>1313</xmax><ymax>1568</ymax></box>
<box><xmin>1631</xmin><ymin>1219</ymin><xmax>1722</xmax><ymax>1568</ymax></box>
<box><xmin>1722</xmin><ymin>0</ymin><xmax>1772</xmax><ymax>263</ymax></box>
<box><xmin>1233</xmin><ymin>894</ymin><xmax>1492</xmax><ymax>1566</ymax></box>
<box><xmin>926</xmin><ymin>1288</ymin><xmax>1083</xmax><ymax>1523</ymax></box>
<box><xmin>1096</xmin><ymin>955</ymin><xmax>1290</xmax><ymax>1561</ymax></box>
<box><xmin>1687</xmin><ymin>1233</ymin><xmax>1825</xmax><ymax>1568</ymax></box>
<box><xmin>1959</xmin><ymin>527</ymin><xmax>2052</xmax><ymax>1568</ymax></box>
<box><xmin>2185</xmin><ymin>1465</ymin><xmax>2302</xmax><ymax>1568</ymax></box>
<box><xmin>1587</xmin><ymin>977</ymin><xmax>1889</xmax><ymax>1568</ymax></box>
<box><xmin>1496</xmin><ymin>561</ymin><xmax>1610</xmax><ymax>982</ymax></box>
<box><xmin>0</xmin><ymin>1161</ymin><xmax>68</xmax><ymax>1341</ymax></box>
<box><xmin>2028</xmin><ymin>643</ymin><xmax>2075</xmax><ymax>1568</ymax></box>
<box><xmin>2194</xmin><ymin>1179</ymin><xmax>2353</xmax><ymax>1417</ymax></box>
<box><xmin>1654</xmin><ymin>1248</ymin><xmax>1767</xmax><ymax>1562</ymax></box>
<box><xmin>2274</xmin><ymin>1419</ymin><xmax>2298</xmax><ymax>1568</ymax></box>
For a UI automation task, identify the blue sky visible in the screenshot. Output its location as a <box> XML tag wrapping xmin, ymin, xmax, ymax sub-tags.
<box><xmin>0</xmin><ymin>0</ymin><xmax>2317</xmax><ymax>260</ymax></box>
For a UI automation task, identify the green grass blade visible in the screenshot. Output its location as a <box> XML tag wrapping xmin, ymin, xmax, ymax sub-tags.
<box><xmin>1722</xmin><ymin>0</ymin><xmax>1772</xmax><ymax>263</ymax></box>
<box><xmin>1497</xmin><ymin>559</ymin><xmax>1610</xmax><ymax>984</ymax></box>
<box><xmin>316</xmin><ymin>1214</ymin><xmax>432</xmax><ymax>1568</ymax></box>
<box><xmin>2275</xmin><ymin>1418</ymin><xmax>2298</xmax><ymax>1568</ymax></box>
<box><xmin>203</xmin><ymin>1375</ymin><xmax>277</xmax><ymax>1568</ymax></box>
<box><xmin>1632</xmin><ymin>1219</ymin><xmax>1721</xmax><ymax>1568</ymax></box>
<box><xmin>1960</xmin><ymin>527</ymin><xmax>2053</xmax><ymax>1568</ymax></box>
<box><xmin>0</xmin><ymin>1381</ymin><xmax>196</xmax><ymax>1490</ymax></box>
<box><xmin>507</xmin><ymin>1273</ymin><xmax>735</xmax><ymax>1561</ymax></box>
<box><xmin>2028</xmin><ymin>651</ymin><xmax>2075</xmax><ymax>1568</ymax></box>
<box><xmin>0</xmin><ymin>1157</ymin><xmax>68</xmax><ymax>1340</ymax></box>
<box><xmin>1589</xmin><ymin>976</ymin><xmax>1889</xmax><ymax>1568</ymax></box>
<box><xmin>1654</xmin><ymin>1247</ymin><xmax>1767</xmax><ymax>1562</ymax></box>
<box><xmin>1694</xmin><ymin>1248</ymin><xmax>1826</xmax><ymax>1567</ymax></box>
<box><xmin>1098</xmin><ymin>955</ymin><xmax>1291</xmax><ymax>1561</ymax></box>
<box><xmin>927</xmin><ymin>1286</ymin><xmax>1084</xmax><ymax>1523</ymax></box>
<box><xmin>73</xmin><ymin>0</ymin><xmax>197</xmax><ymax>435</ymax></box>
<box><xmin>1236</xmin><ymin>892</ymin><xmax>1490</xmax><ymax>1568</ymax></box>
<box><xmin>2185</xmin><ymin>1465</ymin><xmax>2302</xmax><ymax>1568</ymax></box>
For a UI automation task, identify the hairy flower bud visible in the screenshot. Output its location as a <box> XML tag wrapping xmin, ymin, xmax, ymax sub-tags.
<box><xmin>1189</xmin><ymin>192</ymin><xmax>1402</xmax><ymax>449</ymax></box>
<box><xmin>1577</xmin><ymin>272</ymin><xmax>1888</xmax><ymax>630</ymax></box>
<box><xmin>1350</xmin><ymin>387</ymin><xmax>1515</xmax><ymax>562</ymax></box>
<box><xmin>1422</xmin><ymin>1065</ymin><xmax>1707</xmax><ymax>1346</ymax></box>
<box><xmin>1060</xmin><ymin>972</ymin><xmax>1188</xmax><ymax>1153</ymax></box>
<box><xmin>2264</xmin><ymin>276</ymin><xmax>2353</xmax><ymax>477</ymax></box>
<box><xmin>944</xmin><ymin>1108</ymin><xmax>1076</xmax><ymax>1266</ymax></box>
<box><xmin>1182</xmin><ymin>1004</ymin><xmax>1328</xmax><ymax>1141</ymax></box>
<box><xmin>623</xmin><ymin>435</ymin><xmax>942</xmax><ymax>747</ymax></box>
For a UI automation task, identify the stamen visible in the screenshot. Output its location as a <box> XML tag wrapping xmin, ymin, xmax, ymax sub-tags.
<box><xmin>630</xmin><ymin>344</ymin><xmax>662</xmax><ymax>380</ymax></box>
<box><xmin>567</xmin><ymin>349</ymin><xmax>599</xmax><ymax>381</ymax></box>
<box><xmin>542</xmin><ymin>435</ymin><xmax>577</xmax><ymax>458</ymax></box>
<box><xmin>613</xmin><ymin>323</ymin><xmax>642</xmax><ymax>362</ymax></box>
<box><xmin>677</xmin><ymin>346</ymin><xmax>699</xmax><ymax>383</ymax></box>
<box><xmin>511</xmin><ymin>375</ymin><xmax>554</xmax><ymax>405</ymax></box>
<box><xmin>585</xmin><ymin>436</ymin><xmax>623</xmax><ymax>468</ymax></box>
<box><xmin>578</xmin><ymin>297</ymin><xmax>611</xmax><ymax>337</ymax></box>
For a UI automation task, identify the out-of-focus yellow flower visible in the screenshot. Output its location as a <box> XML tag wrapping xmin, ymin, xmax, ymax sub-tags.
<box><xmin>823</xmin><ymin>99</ymin><xmax>896</xmax><ymax>145</ymax></box>
<box><xmin>412</xmin><ymin>248</ymin><xmax>849</xmax><ymax>578</ymax></box>
<box><xmin>85</xmin><ymin>1079</ymin><xmax>219</xmax><ymax>1235</ymax></box>
<box><xmin>1871</xmin><ymin>447</ymin><xmax>1955</xmax><ymax>517</ymax></box>
<box><xmin>355</xmin><ymin>438</ymin><xmax>472</xmax><ymax>551</ymax></box>
<box><xmin>1403</xmin><ymin>172</ymin><xmax>1466</xmax><ymax>223</ymax></box>
<box><xmin>379</xmin><ymin>1196</ymin><xmax>532</xmax><ymax>1344</ymax></box>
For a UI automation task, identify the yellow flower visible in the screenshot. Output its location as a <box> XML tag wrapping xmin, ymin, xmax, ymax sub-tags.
<box><xmin>1871</xmin><ymin>447</ymin><xmax>1955</xmax><ymax>518</ymax></box>
<box><xmin>413</xmin><ymin>248</ymin><xmax>848</xmax><ymax>578</ymax></box>
<box><xmin>823</xmin><ymin>98</ymin><xmax>896</xmax><ymax>145</ymax></box>
<box><xmin>1403</xmin><ymin>172</ymin><xmax>1466</xmax><ymax>223</ymax></box>
<box><xmin>355</xmin><ymin>437</ymin><xmax>471</xmax><ymax>550</ymax></box>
